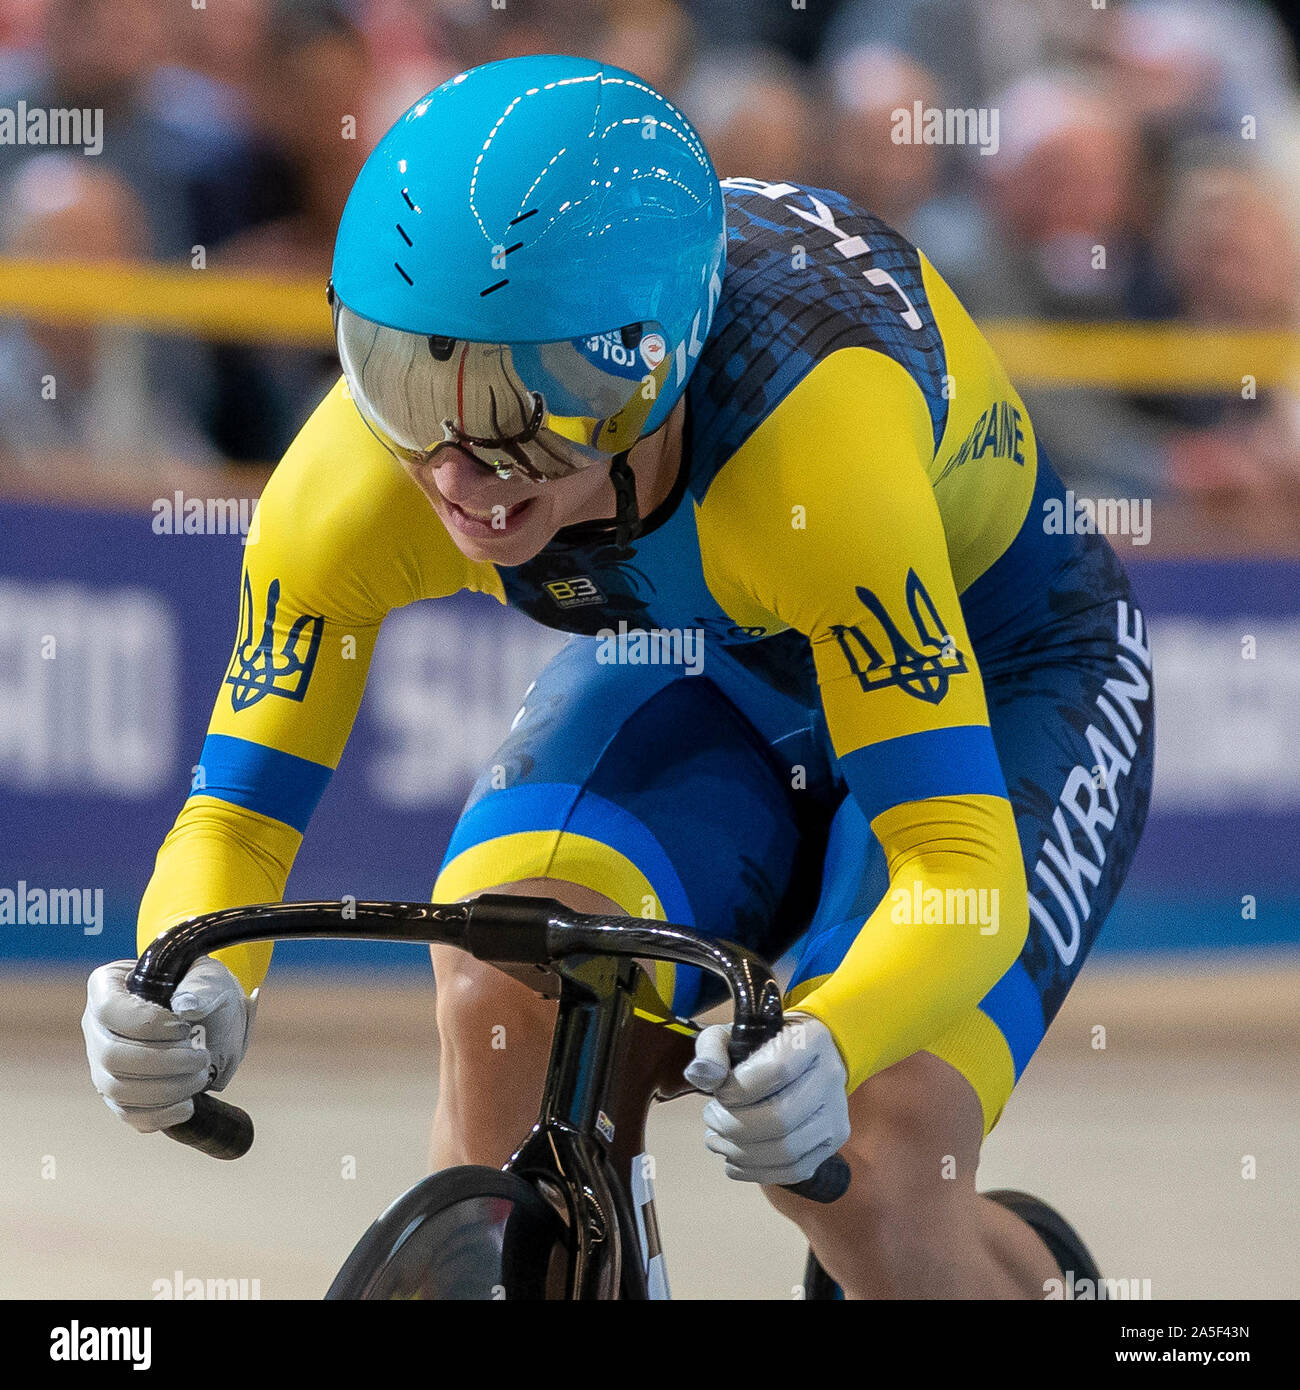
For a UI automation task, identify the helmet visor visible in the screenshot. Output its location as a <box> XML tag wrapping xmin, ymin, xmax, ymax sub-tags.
<box><xmin>333</xmin><ymin>300</ymin><xmax>673</xmax><ymax>481</ymax></box>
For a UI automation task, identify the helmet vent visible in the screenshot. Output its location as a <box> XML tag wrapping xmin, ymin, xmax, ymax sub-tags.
<box><xmin>394</xmin><ymin>262</ymin><xmax>414</xmax><ymax>286</ymax></box>
<box><xmin>400</xmin><ymin>187</ymin><xmax>419</xmax><ymax>212</ymax></box>
<box><xmin>509</xmin><ymin>208</ymin><xmax>538</xmax><ymax>227</ymax></box>
<box><xmin>480</xmin><ymin>279</ymin><xmax>508</xmax><ymax>297</ymax></box>
<box><xmin>396</xmin><ymin>223</ymin><xmax>413</xmax><ymax>247</ymax></box>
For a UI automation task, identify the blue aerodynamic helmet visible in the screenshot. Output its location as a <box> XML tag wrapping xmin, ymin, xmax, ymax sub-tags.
<box><xmin>330</xmin><ymin>54</ymin><xmax>727</xmax><ymax>482</ymax></box>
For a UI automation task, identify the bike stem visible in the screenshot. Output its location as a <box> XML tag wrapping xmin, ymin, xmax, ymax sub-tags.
<box><xmin>508</xmin><ymin>952</ymin><xmax>653</xmax><ymax>1299</ymax></box>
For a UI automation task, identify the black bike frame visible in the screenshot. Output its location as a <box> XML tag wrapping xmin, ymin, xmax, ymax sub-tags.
<box><xmin>504</xmin><ymin>947</ymin><xmax>696</xmax><ymax>1298</ymax></box>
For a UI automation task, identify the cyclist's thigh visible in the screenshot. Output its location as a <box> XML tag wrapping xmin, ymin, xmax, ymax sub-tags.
<box><xmin>435</xmin><ymin>637</ymin><xmax>824</xmax><ymax>1015</ymax></box>
<box><xmin>786</xmin><ymin>589</ymin><xmax>1154</xmax><ymax>1135</ymax></box>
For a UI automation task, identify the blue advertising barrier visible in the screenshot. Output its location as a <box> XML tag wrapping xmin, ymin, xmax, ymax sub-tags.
<box><xmin>2</xmin><ymin>496</ymin><xmax>1297</xmax><ymax>975</ymax></box>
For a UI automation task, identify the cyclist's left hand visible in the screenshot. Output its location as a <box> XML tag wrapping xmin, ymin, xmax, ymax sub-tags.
<box><xmin>684</xmin><ymin>1013</ymin><xmax>851</xmax><ymax>1186</ymax></box>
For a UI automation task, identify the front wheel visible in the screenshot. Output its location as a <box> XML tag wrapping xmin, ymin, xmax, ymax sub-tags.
<box><xmin>326</xmin><ymin>1166</ymin><xmax>573</xmax><ymax>1300</ymax></box>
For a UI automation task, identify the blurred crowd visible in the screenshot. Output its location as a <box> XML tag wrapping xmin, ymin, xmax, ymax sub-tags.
<box><xmin>1</xmin><ymin>0</ymin><xmax>1299</xmax><ymax>508</ymax></box>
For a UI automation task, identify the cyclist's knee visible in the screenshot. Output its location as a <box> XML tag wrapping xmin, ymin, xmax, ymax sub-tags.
<box><xmin>765</xmin><ymin>1051</ymin><xmax>985</xmax><ymax>1253</ymax></box>
<box><xmin>431</xmin><ymin>877</ymin><xmax>622</xmax><ymax>1067</ymax></box>
<box><xmin>431</xmin><ymin>948</ymin><xmax>553</xmax><ymax>1053</ymax></box>
<box><xmin>849</xmin><ymin>1051</ymin><xmax>984</xmax><ymax>1192</ymax></box>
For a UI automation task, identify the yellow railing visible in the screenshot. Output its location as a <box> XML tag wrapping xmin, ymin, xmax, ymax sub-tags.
<box><xmin>0</xmin><ymin>258</ymin><xmax>330</xmax><ymax>346</ymax></box>
<box><xmin>1</xmin><ymin>257</ymin><xmax>1298</xmax><ymax>390</ymax></box>
<box><xmin>984</xmin><ymin>320</ymin><xmax>1300</xmax><ymax>390</ymax></box>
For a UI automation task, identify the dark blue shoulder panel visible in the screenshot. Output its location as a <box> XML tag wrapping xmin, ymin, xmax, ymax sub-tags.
<box><xmin>687</xmin><ymin>182</ymin><xmax>948</xmax><ymax>499</ymax></box>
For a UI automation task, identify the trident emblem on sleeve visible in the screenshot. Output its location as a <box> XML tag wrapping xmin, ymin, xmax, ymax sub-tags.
<box><xmin>830</xmin><ymin>569</ymin><xmax>967</xmax><ymax>704</ymax></box>
<box><xmin>225</xmin><ymin>574</ymin><xmax>325</xmax><ymax>711</ymax></box>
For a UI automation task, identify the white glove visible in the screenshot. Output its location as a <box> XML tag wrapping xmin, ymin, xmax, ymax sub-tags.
<box><xmin>82</xmin><ymin>957</ymin><xmax>257</xmax><ymax>1133</ymax></box>
<box><xmin>684</xmin><ymin>1013</ymin><xmax>851</xmax><ymax>1186</ymax></box>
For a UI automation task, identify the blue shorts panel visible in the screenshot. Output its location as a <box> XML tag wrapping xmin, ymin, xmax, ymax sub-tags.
<box><xmin>438</xmin><ymin>637</ymin><xmax>833</xmax><ymax>1014</ymax></box>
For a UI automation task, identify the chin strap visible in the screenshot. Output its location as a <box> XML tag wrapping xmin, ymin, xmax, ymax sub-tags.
<box><xmin>607</xmin><ymin>449</ymin><xmax>641</xmax><ymax>552</ymax></box>
<box><xmin>546</xmin><ymin>448</ymin><xmax>643</xmax><ymax>552</ymax></box>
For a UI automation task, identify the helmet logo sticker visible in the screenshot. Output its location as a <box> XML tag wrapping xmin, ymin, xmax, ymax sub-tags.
<box><xmin>640</xmin><ymin>333</ymin><xmax>666</xmax><ymax>370</ymax></box>
<box><xmin>578</xmin><ymin>331</ymin><xmax>646</xmax><ymax>377</ymax></box>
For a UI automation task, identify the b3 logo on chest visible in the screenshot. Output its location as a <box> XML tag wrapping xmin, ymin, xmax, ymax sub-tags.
<box><xmin>544</xmin><ymin>576</ymin><xmax>606</xmax><ymax>610</ymax></box>
<box><xmin>831</xmin><ymin>569</ymin><xmax>967</xmax><ymax>704</ymax></box>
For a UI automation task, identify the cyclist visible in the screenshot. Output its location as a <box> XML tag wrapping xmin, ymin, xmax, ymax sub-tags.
<box><xmin>83</xmin><ymin>54</ymin><xmax>1154</xmax><ymax>1299</ymax></box>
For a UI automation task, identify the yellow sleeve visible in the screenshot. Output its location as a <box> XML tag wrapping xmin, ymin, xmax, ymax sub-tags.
<box><xmin>138</xmin><ymin>378</ymin><xmax>504</xmax><ymax>991</ymax></box>
<box><xmin>918</xmin><ymin>251</ymin><xmax>1038</xmax><ymax>594</ymax></box>
<box><xmin>790</xmin><ymin>796</ymin><xmax>1028</xmax><ymax>1092</ymax></box>
<box><xmin>697</xmin><ymin>348</ymin><xmax>1028</xmax><ymax>1091</ymax></box>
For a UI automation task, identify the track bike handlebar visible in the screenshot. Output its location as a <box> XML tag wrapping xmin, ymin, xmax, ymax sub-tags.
<box><xmin>127</xmin><ymin>895</ymin><xmax>851</xmax><ymax>1203</ymax></box>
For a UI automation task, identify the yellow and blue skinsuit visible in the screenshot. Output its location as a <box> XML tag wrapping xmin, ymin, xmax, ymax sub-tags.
<box><xmin>138</xmin><ymin>181</ymin><xmax>1154</xmax><ymax>1132</ymax></box>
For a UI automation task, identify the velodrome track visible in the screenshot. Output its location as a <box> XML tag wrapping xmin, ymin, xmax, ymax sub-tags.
<box><xmin>4</xmin><ymin>958</ymin><xmax>1297</xmax><ymax>1300</ymax></box>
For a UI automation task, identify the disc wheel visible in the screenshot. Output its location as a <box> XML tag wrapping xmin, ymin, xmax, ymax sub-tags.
<box><xmin>326</xmin><ymin>1166</ymin><xmax>572</xmax><ymax>1300</ymax></box>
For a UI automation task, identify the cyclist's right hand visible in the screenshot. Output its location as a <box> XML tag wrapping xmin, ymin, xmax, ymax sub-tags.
<box><xmin>82</xmin><ymin>957</ymin><xmax>257</xmax><ymax>1133</ymax></box>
